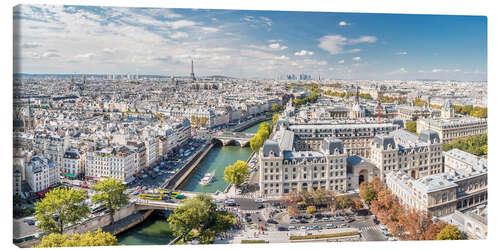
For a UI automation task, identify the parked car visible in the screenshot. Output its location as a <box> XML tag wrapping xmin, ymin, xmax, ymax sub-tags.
<box><xmin>312</xmin><ymin>218</ymin><xmax>320</xmax><ymax>223</ymax></box>
<box><xmin>266</xmin><ymin>219</ymin><xmax>278</xmax><ymax>224</ymax></box>
<box><xmin>278</xmin><ymin>226</ymin><xmax>288</xmax><ymax>231</ymax></box>
<box><xmin>322</xmin><ymin>217</ymin><xmax>329</xmax><ymax>222</ymax></box>
<box><xmin>288</xmin><ymin>226</ymin><xmax>297</xmax><ymax>230</ymax></box>
<box><xmin>300</xmin><ymin>226</ymin><xmax>307</xmax><ymax>230</ymax></box>
<box><xmin>325</xmin><ymin>224</ymin><xmax>334</xmax><ymax>229</ymax></box>
<box><xmin>255</xmin><ymin>198</ymin><xmax>264</xmax><ymax>203</ymax></box>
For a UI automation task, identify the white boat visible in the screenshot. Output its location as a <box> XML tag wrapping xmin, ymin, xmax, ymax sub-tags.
<box><xmin>199</xmin><ymin>172</ymin><xmax>215</xmax><ymax>185</ymax></box>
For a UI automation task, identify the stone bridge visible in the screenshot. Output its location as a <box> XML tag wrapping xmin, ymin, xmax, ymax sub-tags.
<box><xmin>134</xmin><ymin>200</ymin><xmax>180</xmax><ymax>211</ymax></box>
<box><xmin>212</xmin><ymin>131</ymin><xmax>255</xmax><ymax>147</ymax></box>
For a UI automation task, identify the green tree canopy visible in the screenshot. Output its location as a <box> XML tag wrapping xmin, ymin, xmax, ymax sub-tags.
<box><xmin>224</xmin><ymin>160</ymin><xmax>249</xmax><ymax>186</ymax></box>
<box><xmin>34</xmin><ymin>187</ymin><xmax>90</xmax><ymax>234</ymax></box>
<box><xmin>250</xmin><ymin>134</ymin><xmax>265</xmax><ymax>153</ymax></box>
<box><xmin>168</xmin><ymin>194</ymin><xmax>234</xmax><ymax>243</ymax></box>
<box><xmin>271</xmin><ymin>104</ymin><xmax>281</xmax><ymax>113</ymax></box>
<box><xmin>92</xmin><ymin>178</ymin><xmax>129</xmax><ymax>225</ymax></box>
<box><xmin>35</xmin><ymin>229</ymin><xmax>118</xmax><ymax>247</ymax></box>
<box><xmin>272</xmin><ymin>113</ymin><xmax>280</xmax><ymax>127</ymax></box>
<box><xmin>306</xmin><ymin>205</ymin><xmax>317</xmax><ymax>214</ymax></box>
<box><xmin>405</xmin><ymin>121</ymin><xmax>417</xmax><ymax>134</ymax></box>
<box><xmin>436</xmin><ymin>225</ymin><xmax>463</xmax><ymax>240</ymax></box>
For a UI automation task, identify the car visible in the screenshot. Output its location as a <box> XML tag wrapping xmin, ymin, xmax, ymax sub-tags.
<box><xmin>255</xmin><ymin>198</ymin><xmax>264</xmax><ymax>203</ymax></box>
<box><xmin>299</xmin><ymin>219</ymin><xmax>308</xmax><ymax>224</ymax></box>
<box><xmin>322</xmin><ymin>217</ymin><xmax>329</xmax><ymax>222</ymax></box>
<box><xmin>340</xmin><ymin>224</ymin><xmax>347</xmax><ymax>227</ymax></box>
<box><xmin>325</xmin><ymin>223</ymin><xmax>334</xmax><ymax>229</ymax></box>
<box><xmin>288</xmin><ymin>226</ymin><xmax>297</xmax><ymax>230</ymax></box>
<box><xmin>278</xmin><ymin>226</ymin><xmax>288</xmax><ymax>231</ymax></box>
<box><xmin>245</xmin><ymin>217</ymin><xmax>252</xmax><ymax>223</ymax></box>
<box><xmin>257</xmin><ymin>204</ymin><xmax>264</xmax><ymax>209</ymax></box>
<box><xmin>312</xmin><ymin>218</ymin><xmax>319</xmax><ymax>223</ymax></box>
<box><xmin>272</xmin><ymin>202</ymin><xmax>280</xmax><ymax>207</ymax></box>
<box><xmin>236</xmin><ymin>189</ymin><xmax>242</xmax><ymax>195</ymax></box>
<box><xmin>266</xmin><ymin>219</ymin><xmax>278</xmax><ymax>224</ymax></box>
<box><xmin>290</xmin><ymin>219</ymin><xmax>298</xmax><ymax>224</ymax></box>
<box><xmin>380</xmin><ymin>225</ymin><xmax>388</xmax><ymax>231</ymax></box>
<box><xmin>26</xmin><ymin>220</ymin><xmax>35</xmax><ymax>225</ymax></box>
<box><xmin>330</xmin><ymin>217</ymin><xmax>342</xmax><ymax>222</ymax></box>
<box><xmin>300</xmin><ymin>226</ymin><xmax>307</xmax><ymax>230</ymax></box>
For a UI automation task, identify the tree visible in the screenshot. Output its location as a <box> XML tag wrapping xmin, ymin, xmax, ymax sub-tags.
<box><xmin>272</xmin><ymin>113</ymin><xmax>280</xmax><ymax>127</ymax></box>
<box><xmin>35</xmin><ymin>229</ymin><xmax>118</xmax><ymax>247</ymax></box>
<box><xmin>336</xmin><ymin>195</ymin><xmax>351</xmax><ymax>211</ymax></box>
<box><xmin>224</xmin><ymin>160</ymin><xmax>249</xmax><ymax>186</ymax></box>
<box><xmin>34</xmin><ymin>187</ymin><xmax>90</xmax><ymax>234</ymax></box>
<box><xmin>306</xmin><ymin>205</ymin><xmax>317</xmax><ymax>214</ymax></box>
<box><xmin>288</xmin><ymin>205</ymin><xmax>299</xmax><ymax>217</ymax></box>
<box><xmin>259</xmin><ymin>122</ymin><xmax>272</xmax><ymax>135</ymax></box>
<box><xmin>351</xmin><ymin>197</ymin><xmax>363</xmax><ymax>211</ymax></box>
<box><xmin>406</xmin><ymin>121</ymin><xmax>417</xmax><ymax>134</ymax></box>
<box><xmin>359</xmin><ymin>182</ymin><xmax>378</xmax><ymax>205</ymax></box>
<box><xmin>398</xmin><ymin>209</ymin><xmax>433</xmax><ymax>240</ymax></box>
<box><xmin>271</xmin><ymin>104</ymin><xmax>281</xmax><ymax>113</ymax></box>
<box><xmin>249</xmin><ymin>134</ymin><xmax>264</xmax><ymax>152</ymax></box>
<box><xmin>168</xmin><ymin>194</ymin><xmax>233</xmax><ymax>243</ymax></box>
<box><xmin>436</xmin><ymin>225</ymin><xmax>463</xmax><ymax>240</ymax></box>
<box><xmin>92</xmin><ymin>178</ymin><xmax>129</xmax><ymax>225</ymax></box>
<box><xmin>425</xmin><ymin>221</ymin><xmax>448</xmax><ymax>240</ymax></box>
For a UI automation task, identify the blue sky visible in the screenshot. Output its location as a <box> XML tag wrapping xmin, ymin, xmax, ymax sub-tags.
<box><xmin>13</xmin><ymin>5</ymin><xmax>487</xmax><ymax>81</ymax></box>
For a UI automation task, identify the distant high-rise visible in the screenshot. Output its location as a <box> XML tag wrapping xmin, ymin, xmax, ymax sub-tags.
<box><xmin>190</xmin><ymin>59</ymin><xmax>196</xmax><ymax>81</ymax></box>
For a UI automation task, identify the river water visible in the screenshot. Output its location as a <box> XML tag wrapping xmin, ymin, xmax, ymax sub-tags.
<box><xmin>117</xmin><ymin>120</ymin><xmax>270</xmax><ymax>245</ymax></box>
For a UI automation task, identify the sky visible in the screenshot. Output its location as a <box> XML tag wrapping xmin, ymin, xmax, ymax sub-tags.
<box><xmin>13</xmin><ymin>5</ymin><xmax>487</xmax><ymax>81</ymax></box>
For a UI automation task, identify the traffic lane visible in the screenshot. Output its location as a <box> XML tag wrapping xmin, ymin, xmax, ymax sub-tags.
<box><xmin>234</xmin><ymin>198</ymin><xmax>262</xmax><ymax>210</ymax></box>
<box><xmin>13</xmin><ymin>217</ymin><xmax>40</xmax><ymax>238</ymax></box>
<box><xmin>276</xmin><ymin>217</ymin><xmax>371</xmax><ymax>228</ymax></box>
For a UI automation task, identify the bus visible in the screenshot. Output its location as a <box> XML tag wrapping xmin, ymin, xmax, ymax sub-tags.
<box><xmin>158</xmin><ymin>190</ymin><xmax>179</xmax><ymax>197</ymax></box>
<box><xmin>140</xmin><ymin>193</ymin><xmax>167</xmax><ymax>200</ymax></box>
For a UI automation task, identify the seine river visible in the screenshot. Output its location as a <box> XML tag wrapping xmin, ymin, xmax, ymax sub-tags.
<box><xmin>117</xmin><ymin>120</ymin><xmax>270</xmax><ymax>245</ymax></box>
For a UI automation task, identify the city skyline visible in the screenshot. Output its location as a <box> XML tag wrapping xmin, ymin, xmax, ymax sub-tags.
<box><xmin>14</xmin><ymin>5</ymin><xmax>487</xmax><ymax>81</ymax></box>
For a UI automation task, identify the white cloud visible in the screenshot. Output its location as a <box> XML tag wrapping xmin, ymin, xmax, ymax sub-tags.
<box><xmin>275</xmin><ymin>55</ymin><xmax>290</xmax><ymax>60</ymax></box>
<box><xmin>349</xmin><ymin>36</ymin><xmax>377</xmax><ymax>44</ymax></box>
<box><xmin>318</xmin><ymin>35</ymin><xmax>347</xmax><ymax>55</ymax></box>
<box><xmin>397</xmin><ymin>51</ymin><xmax>408</xmax><ymax>55</ymax></box>
<box><xmin>75</xmin><ymin>53</ymin><xmax>95</xmax><ymax>59</ymax></box>
<box><xmin>318</xmin><ymin>35</ymin><xmax>376</xmax><ymax>55</ymax></box>
<box><xmin>338</xmin><ymin>21</ymin><xmax>350</xmax><ymax>26</ymax></box>
<box><xmin>338</xmin><ymin>60</ymin><xmax>344</xmax><ymax>64</ymax></box>
<box><xmin>170</xmin><ymin>32</ymin><xmax>189</xmax><ymax>39</ymax></box>
<box><xmin>388</xmin><ymin>68</ymin><xmax>408</xmax><ymax>74</ymax></box>
<box><xmin>294</xmin><ymin>50</ymin><xmax>314</xmax><ymax>56</ymax></box>
<box><xmin>167</xmin><ymin>20</ymin><xmax>197</xmax><ymax>29</ymax></box>
<box><xmin>348</xmin><ymin>48</ymin><xmax>361</xmax><ymax>53</ymax></box>
<box><xmin>268</xmin><ymin>43</ymin><xmax>288</xmax><ymax>50</ymax></box>
<box><xmin>431</xmin><ymin>69</ymin><xmax>442</xmax><ymax>73</ymax></box>
<box><xmin>352</xmin><ymin>57</ymin><xmax>361</xmax><ymax>61</ymax></box>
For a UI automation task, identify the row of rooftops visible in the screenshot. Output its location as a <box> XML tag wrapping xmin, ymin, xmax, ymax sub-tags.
<box><xmin>418</xmin><ymin>117</ymin><xmax>487</xmax><ymax>129</ymax></box>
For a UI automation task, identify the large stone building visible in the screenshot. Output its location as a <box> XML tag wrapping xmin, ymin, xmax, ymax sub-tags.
<box><xmin>281</xmin><ymin>121</ymin><xmax>399</xmax><ymax>158</ymax></box>
<box><xmin>370</xmin><ymin>129</ymin><xmax>443</xmax><ymax>180</ymax></box>
<box><xmin>396</xmin><ymin>104</ymin><xmax>440</xmax><ymax>122</ymax></box>
<box><xmin>62</xmin><ymin>148</ymin><xmax>85</xmax><ymax>179</ymax></box>
<box><xmin>85</xmin><ymin>146</ymin><xmax>137</xmax><ymax>183</ymax></box>
<box><xmin>258</xmin><ymin>124</ymin><xmax>380</xmax><ymax>197</ymax></box>
<box><xmin>385</xmin><ymin>149</ymin><xmax>487</xmax><ymax>217</ymax></box>
<box><xmin>417</xmin><ymin>117</ymin><xmax>487</xmax><ymax>144</ymax></box>
<box><xmin>25</xmin><ymin>156</ymin><xmax>60</xmax><ymax>193</ymax></box>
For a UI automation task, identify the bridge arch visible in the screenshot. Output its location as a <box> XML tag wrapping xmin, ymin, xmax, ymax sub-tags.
<box><xmin>210</xmin><ymin>138</ymin><xmax>223</xmax><ymax>147</ymax></box>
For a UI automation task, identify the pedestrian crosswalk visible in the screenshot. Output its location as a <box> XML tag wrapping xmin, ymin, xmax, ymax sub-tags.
<box><xmin>359</xmin><ymin>225</ymin><xmax>381</xmax><ymax>232</ymax></box>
